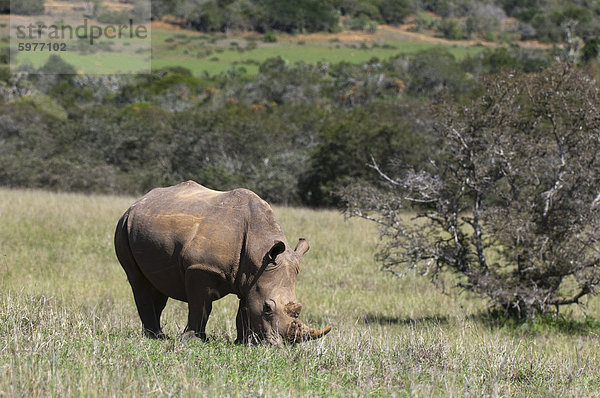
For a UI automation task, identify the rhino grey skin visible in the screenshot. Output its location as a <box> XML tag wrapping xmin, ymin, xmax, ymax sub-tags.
<box><xmin>114</xmin><ymin>181</ymin><xmax>331</xmax><ymax>345</ymax></box>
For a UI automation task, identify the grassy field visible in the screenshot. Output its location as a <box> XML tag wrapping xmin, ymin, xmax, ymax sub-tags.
<box><xmin>150</xmin><ymin>28</ymin><xmax>484</xmax><ymax>76</ymax></box>
<box><xmin>1</xmin><ymin>188</ymin><xmax>600</xmax><ymax>396</ymax></box>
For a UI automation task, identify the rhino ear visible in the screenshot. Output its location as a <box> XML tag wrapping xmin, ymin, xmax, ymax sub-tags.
<box><xmin>294</xmin><ymin>238</ymin><xmax>309</xmax><ymax>257</ymax></box>
<box><xmin>268</xmin><ymin>240</ymin><xmax>286</xmax><ymax>261</ymax></box>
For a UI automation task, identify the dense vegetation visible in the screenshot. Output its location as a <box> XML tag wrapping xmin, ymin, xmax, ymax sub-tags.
<box><xmin>4</xmin><ymin>0</ymin><xmax>600</xmax><ymax>44</ymax></box>
<box><xmin>0</xmin><ymin>45</ymin><xmax>555</xmax><ymax>206</ymax></box>
<box><xmin>0</xmin><ymin>0</ymin><xmax>45</xmax><ymax>15</ymax></box>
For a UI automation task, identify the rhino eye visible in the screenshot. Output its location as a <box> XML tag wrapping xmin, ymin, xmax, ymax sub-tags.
<box><xmin>263</xmin><ymin>299</ymin><xmax>276</xmax><ymax>315</ymax></box>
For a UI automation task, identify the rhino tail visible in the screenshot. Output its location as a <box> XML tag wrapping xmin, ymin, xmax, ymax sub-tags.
<box><xmin>114</xmin><ymin>210</ymin><xmax>135</xmax><ymax>270</ymax></box>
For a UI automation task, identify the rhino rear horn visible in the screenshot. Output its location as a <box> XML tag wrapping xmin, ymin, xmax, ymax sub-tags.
<box><xmin>294</xmin><ymin>238</ymin><xmax>309</xmax><ymax>256</ymax></box>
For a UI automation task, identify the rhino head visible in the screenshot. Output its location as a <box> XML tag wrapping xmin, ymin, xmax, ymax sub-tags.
<box><xmin>241</xmin><ymin>238</ymin><xmax>331</xmax><ymax>345</ymax></box>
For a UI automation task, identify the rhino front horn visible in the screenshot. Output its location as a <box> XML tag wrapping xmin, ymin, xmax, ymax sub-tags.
<box><xmin>308</xmin><ymin>326</ymin><xmax>332</xmax><ymax>340</ymax></box>
<box><xmin>287</xmin><ymin>320</ymin><xmax>332</xmax><ymax>343</ymax></box>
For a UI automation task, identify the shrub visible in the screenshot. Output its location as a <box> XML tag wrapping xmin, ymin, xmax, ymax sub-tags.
<box><xmin>38</xmin><ymin>55</ymin><xmax>77</xmax><ymax>75</ymax></box>
<box><xmin>6</xmin><ymin>0</ymin><xmax>45</xmax><ymax>15</ymax></box>
<box><xmin>344</xmin><ymin>14</ymin><xmax>378</xmax><ymax>32</ymax></box>
<box><xmin>437</xmin><ymin>18</ymin><xmax>465</xmax><ymax>40</ymax></box>
<box><xmin>0</xmin><ymin>47</ymin><xmax>9</xmax><ymax>65</ymax></box>
<box><xmin>379</xmin><ymin>0</ymin><xmax>414</xmax><ymax>25</ymax></box>
<box><xmin>301</xmin><ymin>101</ymin><xmax>431</xmax><ymax>207</ymax></box>
<box><xmin>581</xmin><ymin>38</ymin><xmax>600</xmax><ymax>63</ymax></box>
<box><xmin>263</xmin><ymin>31</ymin><xmax>277</xmax><ymax>43</ymax></box>
<box><xmin>410</xmin><ymin>11</ymin><xmax>438</xmax><ymax>32</ymax></box>
<box><xmin>342</xmin><ymin>64</ymin><xmax>600</xmax><ymax>320</ymax></box>
<box><xmin>406</xmin><ymin>48</ymin><xmax>472</xmax><ymax>98</ymax></box>
<box><xmin>97</xmin><ymin>10</ymin><xmax>134</xmax><ymax>25</ymax></box>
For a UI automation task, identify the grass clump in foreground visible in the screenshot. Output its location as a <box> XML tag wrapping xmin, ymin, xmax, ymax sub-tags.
<box><xmin>1</xmin><ymin>188</ymin><xmax>600</xmax><ymax>396</ymax></box>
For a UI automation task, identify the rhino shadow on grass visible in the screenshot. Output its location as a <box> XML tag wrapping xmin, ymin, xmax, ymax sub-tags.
<box><xmin>361</xmin><ymin>314</ymin><xmax>449</xmax><ymax>326</ymax></box>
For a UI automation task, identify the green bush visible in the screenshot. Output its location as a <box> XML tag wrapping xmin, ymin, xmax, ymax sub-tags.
<box><xmin>259</xmin><ymin>0</ymin><xmax>339</xmax><ymax>33</ymax></box>
<box><xmin>300</xmin><ymin>102</ymin><xmax>431</xmax><ymax>207</ymax></box>
<box><xmin>9</xmin><ymin>0</ymin><xmax>45</xmax><ymax>15</ymax></box>
<box><xmin>581</xmin><ymin>37</ymin><xmax>600</xmax><ymax>63</ymax></box>
<box><xmin>344</xmin><ymin>14</ymin><xmax>378</xmax><ymax>32</ymax></box>
<box><xmin>97</xmin><ymin>10</ymin><xmax>134</xmax><ymax>25</ymax></box>
<box><xmin>263</xmin><ymin>31</ymin><xmax>277</xmax><ymax>43</ymax></box>
<box><xmin>406</xmin><ymin>48</ymin><xmax>472</xmax><ymax>98</ymax></box>
<box><xmin>379</xmin><ymin>0</ymin><xmax>413</xmax><ymax>24</ymax></box>
<box><xmin>437</xmin><ymin>18</ymin><xmax>465</xmax><ymax>40</ymax></box>
<box><xmin>0</xmin><ymin>66</ymin><xmax>10</xmax><ymax>81</ymax></box>
<box><xmin>0</xmin><ymin>47</ymin><xmax>9</xmax><ymax>65</ymax></box>
<box><xmin>38</xmin><ymin>55</ymin><xmax>77</xmax><ymax>75</ymax></box>
<box><xmin>348</xmin><ymin>2</ymin><xmax>382</xmax><ymax>21</ymax></box>
<box><xmin>411</xmin><ymin>11</ymin><xmax>438</xmax><ymax>32</ymax></box>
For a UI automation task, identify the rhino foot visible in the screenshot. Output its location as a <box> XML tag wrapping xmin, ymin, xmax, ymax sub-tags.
<box><xmin>182</xmin><ymin>330</ymin><xmax>209</xmax><ymax>342</ymax></box>
<box><xmin>144</xmin><ymin>329</ymin><xmax>168</xmax><ymax>340</ymax></box>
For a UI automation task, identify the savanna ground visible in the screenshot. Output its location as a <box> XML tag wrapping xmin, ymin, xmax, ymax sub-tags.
<box><xmin>1</xmin><ymin>188</ymin><xmax>600</xmax><ymax>396</ymax></box>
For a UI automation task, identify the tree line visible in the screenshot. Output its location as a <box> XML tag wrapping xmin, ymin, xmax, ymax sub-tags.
<box><xmin>156</xmin><ymin>0</ymin><xmax>600</xmax><ymax>44</ymax></box>
<box><xmin>4</xmin><ymin>0</ymin><xmax>600</xmax><ymax>44</ymax></box>
<box><xmin>0</xmin><ymin>45</ymin><xmax>556</xmax><ymax>206</ymax></box>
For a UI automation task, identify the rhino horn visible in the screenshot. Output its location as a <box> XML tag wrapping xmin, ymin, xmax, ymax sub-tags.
<box><xmin>286</xmin><ymin>320</ymin><xmax>332</xmax><ymax>343</ymax></box>
<box><xmin>307</xmin><ymin>325</ymin><xmax>332</xmax><ymax>340</ymax></box>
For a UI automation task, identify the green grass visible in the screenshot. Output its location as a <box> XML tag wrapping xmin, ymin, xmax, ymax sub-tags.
<box><xmin>1</xmin><ymin>188</ymin><xmax>600</xmax><ymax>396</ymax></box>
<box><xmin>9</xmin><ymin>34</ymin><xmax>151</xmax><ymax>74</ymax></box>
<box><xmin>14</xmin><ymin>50</ymin><xmax>151</xmax><ymax>74</ymax></box>
<box><xmin>150</xmin><ymin>29</ymin><xmax>484</xmax><ymax>76</ymax></box>
<box><xmin>5</xmin><ymin>27</ymin><xmax>486</xmax><ymax>76</ymax></box>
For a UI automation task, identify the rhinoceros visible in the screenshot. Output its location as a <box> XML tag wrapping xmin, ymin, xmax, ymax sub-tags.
<box><xmin>114</xmin><ymin>181</ymin><xmax>331</xmax><ymax>345</ymax></box>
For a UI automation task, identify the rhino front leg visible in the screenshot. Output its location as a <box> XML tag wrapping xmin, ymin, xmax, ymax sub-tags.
<box><xmin>184</xmin><ymin>268</ymin><xmax>220</xmax><ymax>341</ymax></box>
<box><xmin>235</xmin><ymin>300</ymin><xmax>251</xmax><ymax>344</ymax></box>
<box><xmin>184</xmin><ymin>301</ymin><xmax>212</xmax><ymax>341</ymax></box>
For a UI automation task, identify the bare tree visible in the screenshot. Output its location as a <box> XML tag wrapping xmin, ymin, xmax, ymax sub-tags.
<box><xmin>342</xmin><ymin>64</ymin><xmax>600</xmax><ymax>319</ymax></box>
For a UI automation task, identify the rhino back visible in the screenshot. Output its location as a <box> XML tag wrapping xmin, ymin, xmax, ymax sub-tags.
<box><xmin>124</xmin><ymin>181</ymin><xmax>285</xmax><ymax>300</ymax></box>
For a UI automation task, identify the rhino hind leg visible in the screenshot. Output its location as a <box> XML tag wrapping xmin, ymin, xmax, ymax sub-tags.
<box><xmin>126</xmin><ymin>268</ymin><xmax>169</xmax><ymax>339</ymax></box>
<box><xmin>144</xmin><ymin>289</ymin><xmax>169</xmax><ymax>339</ymax></box>
<box><xmin>115</xmin><ymin>218</ymin><xmax>168</xmax><ymax>339</ymax></box>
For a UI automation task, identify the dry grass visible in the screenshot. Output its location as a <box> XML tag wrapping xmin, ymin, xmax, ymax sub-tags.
<box><xmin>1</xmin><ymin>188</ymin><xmax>599</xmax><ymax>396</ymax></box>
